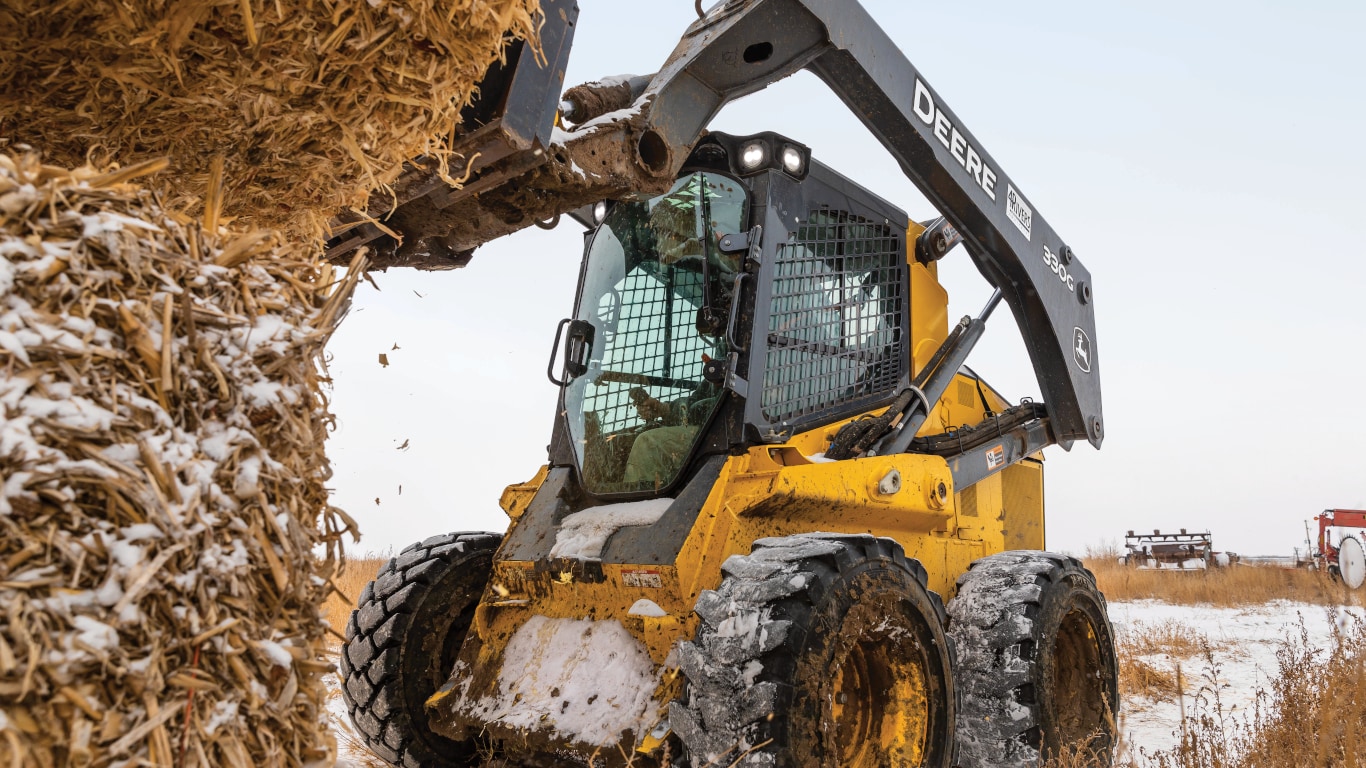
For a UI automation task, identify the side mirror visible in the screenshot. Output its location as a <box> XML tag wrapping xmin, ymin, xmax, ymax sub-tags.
<box><xmin>547</xmin><ymin>318</ymin><xmax>596</xmax><ymax>387</ymax></box>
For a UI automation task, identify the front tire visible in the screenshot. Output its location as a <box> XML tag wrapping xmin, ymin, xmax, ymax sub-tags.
<box><xmin>671</xmin><ymin>534</ymin><xmax>957</xmax><ymax>768</ymax></box>
<box><xmin>947</xmin><ymin>551</ymin><xmax>1119</xmax><ymax>767</ymax></box>
<box><xmin>340</xmin><ymin>532</ymin><xmax>500</xmax><ymax>768</ymax></box>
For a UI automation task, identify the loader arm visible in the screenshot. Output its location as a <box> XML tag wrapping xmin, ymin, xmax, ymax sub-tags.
<box><xmin>332</xmin><ymin>0</ymin><xmax>1103</xmax><ymax>448</ymax></box>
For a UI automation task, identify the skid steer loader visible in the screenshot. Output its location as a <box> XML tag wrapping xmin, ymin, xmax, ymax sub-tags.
<box><xmin>334</xmin><ymin>1</ymin><xmax>1118</xmax><ymax>765</ymax></box>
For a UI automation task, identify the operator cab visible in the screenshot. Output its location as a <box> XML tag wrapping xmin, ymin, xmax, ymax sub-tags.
<box><xmin>552</xmin><ymin>131</ymin><xmax>912</xmax><ymax>499</ymax></box>
<box><xmin>563</xmin><ymin>171</ymin><xmax>747</xmax><ymax>494</ymax></box>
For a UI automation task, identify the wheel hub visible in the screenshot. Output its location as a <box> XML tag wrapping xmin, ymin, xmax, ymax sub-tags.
<box><xmin>830</xmin><ymin>630</ymin><xmax>929</xmax><ymax>766</ymax></box>
<box><xmin>1049</xmin><ymin>608</ymin><xmax>1108</xmax><ymax>747</ymax></box>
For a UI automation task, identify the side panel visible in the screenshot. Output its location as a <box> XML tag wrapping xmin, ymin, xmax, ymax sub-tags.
<box><xmin>907</xmin><ymin>260</ymin><xmax>949</xmax><ymax>375</ymax></box>
<box><xmin>1001</xmin><ymin>458</ymin><xmax>1046</xmax><ymax>551</ymax></box>
<box><xmin>674</xmin><ymin>447</ymin><xmax>966</xmax><ymax>599</ymax></box>
<box><xmin>953</xmin><ymin>474</ymin><xmax>1004</xmax><ymax>554</ymax></box>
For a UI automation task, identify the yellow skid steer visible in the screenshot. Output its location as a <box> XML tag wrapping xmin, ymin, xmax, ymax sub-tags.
<box><xmin>333</xmin><ymin>1</ymin><xmax>1117</xmax><ymax>765</ymax></box>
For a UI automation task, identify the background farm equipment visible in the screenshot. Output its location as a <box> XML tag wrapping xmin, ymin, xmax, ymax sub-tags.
<box><xmin>1306</xmin><ymin>509</ymin><xmax>1366</xmax><ymax>588</ymax></box>
<box><xmin>1119</xmin><ymin>529</ymin><xmax>1238</xmax><ymax>570</ymax></box>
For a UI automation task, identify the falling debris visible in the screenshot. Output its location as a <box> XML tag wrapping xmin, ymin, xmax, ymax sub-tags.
<box><xmin>379</xmin><ymin>353</ymin><xmax>389</xmax><ymax>367</ymax></box>
<box><xmin>391</xmin><ymin>343</ymin><xmax>401</xmax><ymax>350</ymax></box>
<box><xmin>396</xmin><ymin>439</ymin><xmax>411</xmax><ymax>451</ymax></box>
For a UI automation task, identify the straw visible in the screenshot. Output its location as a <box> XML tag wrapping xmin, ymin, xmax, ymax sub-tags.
<box><xmin>0</xmin><ymin>153</ymin><xmax>364</xmax><ymax>767</ymax></box>
<box><xmin>0</xmin><ymin>0</ymin><xmax>542</xmax><ymax>241</ymax></box>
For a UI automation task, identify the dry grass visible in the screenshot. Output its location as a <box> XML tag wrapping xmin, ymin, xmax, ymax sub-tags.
<box><xmin>1123</xmin><ymin>620</ymin><xmax>1218</xmax><ymax>658</ymax></box>
<box><xmin>1083</xmin><ymin>547</ymin><xmax>1357</xmax><ymax>607</ymax></box>
<box><xmin>1116</xmin><ymin>620</ymin><xmax>1218</xmax><ymax>707</ymax></box>
<box><xmin>325</xmin><ymin>555</ymin><xmax>387</xmax><ymax>638</ymax></box>
<box><xmin>1041</xmin><ymin>613</ymin><xmax>1366</xmax><ymax>768</ymax></box>
<box><xmin>1119</xmin><ymin>656</ymin><xmax>1183</xmax><ymax>702</ymax></box>
<box><xmin>1044</xmin><ymin>742</ymin><xmax>1121</xmax><ymax>768</ymax></box>
<box><xmin>1132</xmin><ymin>613</ymin><xmax>1366</xmax><ymax>768</ymax></box>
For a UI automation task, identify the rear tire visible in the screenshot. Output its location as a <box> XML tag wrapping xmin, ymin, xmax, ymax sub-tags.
<box><xmin>1340</xmin><ymin>536</ymin><xmax>1366</xmax><ymax>589</ymax></box>
<box><xmin>947</xmin><ymin>551</ymin><xmax>1119</xmax><ymax>768</ymax></box>
<box><xmin>670</xmin><ymin>534</ymin><xmax>956</xmax><ymax>768</ymax></box>
<box><xmin>340</xmin><ymin>532</ymin><xmax>500</xmax><ymax>768</ymax></box>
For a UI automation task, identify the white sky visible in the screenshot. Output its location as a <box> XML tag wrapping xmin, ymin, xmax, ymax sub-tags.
<box><xmin>325</xmin><ymin>0</ymin><xmax>1366</xmax><ymax>559</ymax></box>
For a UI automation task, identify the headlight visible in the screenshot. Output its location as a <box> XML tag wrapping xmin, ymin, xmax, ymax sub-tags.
<box><xmin>739</xmin><ymin>141</ymin><xmax>768</xmax><ymax>172</ymax></box>
<box><xmin>781</xmin><ymin>146</ymin><xmax>804</xmax><ymax>175</ymax></box>
<box><xmin>593</xmin><ymin>200</ymin><xmax>608</xmax><ymax>224</ymax></box>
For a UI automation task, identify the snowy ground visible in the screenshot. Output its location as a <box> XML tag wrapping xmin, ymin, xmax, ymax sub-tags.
<box><xmin>1109</xmin><ymin>599</ymin><xmax>1366</xmax><ymax>757</ymax></box>
<box><xmin>326</xmin><ymin>600</ymin><xmax>1366</xmax><ymax>764</ymax></box>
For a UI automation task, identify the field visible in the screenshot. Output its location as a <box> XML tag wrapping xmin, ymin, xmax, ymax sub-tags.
<box><xmin>326</xmin><ymin>553</ymin><xmax>1366</xmax><ymax>767</ymax></box>
<box><xmin>1082</xmin><ymin>552</ymin><xmax>1366</xmax><ymax>767</ymax></box>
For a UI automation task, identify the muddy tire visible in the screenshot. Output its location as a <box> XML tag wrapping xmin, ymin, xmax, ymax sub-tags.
<box><xmin>946</xmin><ymin>551</ymin><xmax>1119</xmax><ymax>768</ymax></box>
<box><xmin>340</xmin><ymin>532</ymin><xmax>500</xmax><ymax>768</ymax></box>
<box><xmin>670</xmin><ymin>534</ymin><xmax>956</xmax><ymax>768</ymax></box>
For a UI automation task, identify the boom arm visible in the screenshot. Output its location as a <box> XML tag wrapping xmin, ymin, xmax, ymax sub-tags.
<box><xmin>795</xmin><ymin>1</ymin><xmax>1102</xmax><ymax>449</ymax></box>
<box><xmin>333</xmin><ymin>0</ymin><xmax>1103</xmax><ymax>448</ymax></box>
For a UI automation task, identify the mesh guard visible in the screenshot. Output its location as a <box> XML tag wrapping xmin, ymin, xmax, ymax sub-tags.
<box><xmin>760</xmin><ymin>207</ymin><xmax>906</xmax><ymax>428</ymax></box>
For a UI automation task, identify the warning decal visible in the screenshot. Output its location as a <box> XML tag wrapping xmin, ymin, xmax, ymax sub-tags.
<box><xmin>986</xmin><ymin>444</ymin><xmax>1006</xmax><ymax>471</ymax></box>
<box><xmin>623</xmin><ymin>569</ymin><xmax>664</xmax><ymax>588</ymax></box>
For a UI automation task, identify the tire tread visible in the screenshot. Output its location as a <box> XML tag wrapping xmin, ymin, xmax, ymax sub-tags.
<box><xmin>672</xmin><ymin>533</ymin><xmax>954</xmax><ymax>768</ymax></box>
<box><xmin>341</xmin><ymin>531</ymin><xmax>500</xmax><ymax>767</ymax></box>
<box><xmin>947</xmin><ymin>550</ymin><xmax>1115</xmax><ymax>768</ymax></box>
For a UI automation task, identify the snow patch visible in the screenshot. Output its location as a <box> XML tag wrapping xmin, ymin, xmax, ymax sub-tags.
<box><xmin>717</xmin><ymin>610</ymin><xmax>759</xmax><ymax>640</ymax></box>
<box><xmin>1111</xmin><ymin>599</ymin><xmax>1366</xmax><ymax>753</ymax></box>
<box><xmin>204</xmin><ymin>700</ymin><xmax>239</xmax><ymax>735</ymax></box>
<box><xmin>741</xmin><ymin>659</ymin><xmax>764</xmax><ymax>687</ymax></box>
<box><xmin>628</xmin><ymin>599</ymin><xmax>667</xmax><ymax>618</ymax></box>
<box><xmin>256</xmin><ymin>639</ymin><xmax>294</xmax><ymax>669</ymax></box>
<box><xmin>71</xmin><ymin>615</ymin><xmax>118</xmax><ymax>653</ymax></box>
<box><xmin>549</xmin><ymin>498</ymin><xmax>674</xmax><ymax>560</ymax></box>
<box><xmin>445</xmin><ymin>616</ymin><xmax>663</xmax><ymax>747</ymax></box>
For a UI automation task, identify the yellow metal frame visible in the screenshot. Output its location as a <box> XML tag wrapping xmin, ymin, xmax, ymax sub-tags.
<box><xmin>446</xmin><ymin>219</ymin><xmax>1048</xmax><ymax>757</ymax></box>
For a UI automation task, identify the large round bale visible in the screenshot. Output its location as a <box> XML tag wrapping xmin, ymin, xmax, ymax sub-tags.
<box><xmin>0</xmin><ymin>0</ymin><xmax>540</xmax><ymax>239</ymax></box>
<box><xmin>0</xmin><ymin>153</ymin><xmax>365</xmax><ymax>767</ymax></box>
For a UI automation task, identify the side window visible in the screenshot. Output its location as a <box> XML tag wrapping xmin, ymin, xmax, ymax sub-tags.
<box><xmin>566</xmin><ymin>172</ymin><xmax>749</xmax><ymax>494</ymax></box>
<box><xmin>584</xmin><ymin>265</ymin><xmax>709</xmax><ymax>435</ymax></box>
<box><xmin>761</xmin><ymin>208</ymin><xmax>906</xmax><ymax>425</ymax></box>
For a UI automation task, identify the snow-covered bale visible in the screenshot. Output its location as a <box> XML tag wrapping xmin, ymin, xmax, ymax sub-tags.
<box><xmin>0</xmin><ymin>153</ymin><xmax>362</xmax><ymax>767</ymax></box>
<box><xmin>0</xmin><ymin>0</ymin><xmax>541</xmax><ymax>239</ymax></box>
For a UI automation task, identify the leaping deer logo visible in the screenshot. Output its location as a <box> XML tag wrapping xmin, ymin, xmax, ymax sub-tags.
<box><xmin>1073</xmin><ymin>327</ymin><xmax>1092</xmax><ymax>373</ymax></box>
